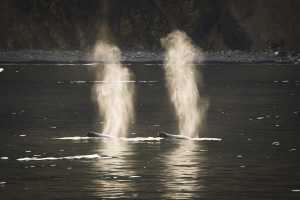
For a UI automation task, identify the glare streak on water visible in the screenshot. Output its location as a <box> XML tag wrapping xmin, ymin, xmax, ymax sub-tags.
<box><xmin>121</xmin><ymin>137</ymin><xmax>163</xmax><ymax>142</ymax></box>
<box><xmin>53</xmin><ymin>136</ymin><xmax>163</xmax><ymax>141</ymax></box>
<box><xmin>16</xmin><ymin>154</ymin><xmax>109</xmax><ymax>161</ymax></box>
<box><xmin>0</xmin><ymin>182</ymin><xmax>7</xmax><ymax>185</ymax></box>
<box><xmin>1</xmin><ymin>63</ymin><xmax>99</xmax><ymax>66</ymax></box>
<box><xmin>54</xmin><ymin>137</ymin><xmax>94</xmax><ymax>140</ymax></box>
<box><xmin>53</xmin><ymin>136</ymin><xmax>222</xmax><ymax>142</ymax></box>
<box><xmin>69</xmin><ymin>81</ymin><xmax>87</xmax><ymax>84</ymax></box>
<box><xmin>191</xmin><ymin>138</ymin><xmax>222</xmax><ymax>141</ymax></box>
<box><xmin>138</xmin><ymin>80</ymin><xmax>159</xmax><ymax>83</ymax></box>
<box><xmin>93</xmin><ymin>80</ymin><xmax>136</xmax><ymax>83</ymax></box>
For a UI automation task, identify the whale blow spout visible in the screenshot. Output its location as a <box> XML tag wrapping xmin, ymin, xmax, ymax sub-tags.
<box><xmin>161</xmin><ymin>31</ymin><xmax>208</xmax><ymax>138</ymax></box>
<box><xmin>93</xmin><ymin>42</ymin><xmax>135</xmax><ymax>138</ymax></box>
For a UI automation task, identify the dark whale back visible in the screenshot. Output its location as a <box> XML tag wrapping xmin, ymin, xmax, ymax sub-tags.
<box><xmin>158</xmin><ymin>132</ymin><xmax>187</xmax><ymax>139</ymax></box>
<box><xmin>87</xmin><ymin>131</ymin><xmax>102</xmax><ymax>137</ymax></box>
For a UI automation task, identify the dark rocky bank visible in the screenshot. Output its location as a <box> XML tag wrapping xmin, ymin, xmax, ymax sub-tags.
<box><xmin>0</xmin><ymin>0</ymin><xmax>300</xmax><ymax>63</ymax></box>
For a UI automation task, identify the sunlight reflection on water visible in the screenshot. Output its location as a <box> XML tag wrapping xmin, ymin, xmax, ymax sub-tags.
<box><xmin>92</xmin><ymin>140</ymin><xmax>137</xmax><ymax>198</ymax></box>
<box><xmin>162</xmin><ymin>141</ymin><xmax>206</xmax><ymax>199</ymax></box>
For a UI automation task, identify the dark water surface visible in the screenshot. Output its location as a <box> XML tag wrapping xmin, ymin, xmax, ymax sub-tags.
<box><xmin>0</xmin><ymin>63</ymin><xmax>300</xmax><ymax>199</ymax></box>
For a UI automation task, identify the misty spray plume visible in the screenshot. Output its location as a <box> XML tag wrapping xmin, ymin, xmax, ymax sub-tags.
<box><xmin>93</xmin><ymin>42</ymin><xmax>135</xmax><ymax>138</ymax></box>
<box><xmin>161</xmin><ymin>31</ymin><xmax>208</xmax><ymax>138</ymax></box>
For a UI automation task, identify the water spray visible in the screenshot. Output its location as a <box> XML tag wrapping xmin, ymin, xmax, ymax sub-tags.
<box><xmin>161</xmin><ymin>30</ymin><xmax>208</xmax><ymax>138</ymax></box>
<box><xmin>93</xmin><ymin>42</ymin><xmax>135</xmax><ymax>138</ymax></box>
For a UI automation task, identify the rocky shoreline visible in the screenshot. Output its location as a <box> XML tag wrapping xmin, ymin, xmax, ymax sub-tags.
<box><xmin>0</xmin><ymin>50</ymin><xmax>299</xmax><ymax>64</ymax></box>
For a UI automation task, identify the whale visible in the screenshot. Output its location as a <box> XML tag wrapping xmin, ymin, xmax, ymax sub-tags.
<box><xmin>87</xmin><ymin>131</ymin><xmax>188</xmax><ymax>140</ymax></box>
<box><xmin>158</xmin><ymin>132</ymin><xmax>188</xmax><ymax>139</ymax></box>
<box><xmin>87</xmin><ymin>131</ymin><xmax>112</xmax><ymax>138</ymax></box>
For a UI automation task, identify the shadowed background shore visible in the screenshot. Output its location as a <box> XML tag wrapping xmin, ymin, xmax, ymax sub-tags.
<box><xmin>1</xmin><ymin>0</ymin><xmax>300</xmax><ymax>51</ymax></box>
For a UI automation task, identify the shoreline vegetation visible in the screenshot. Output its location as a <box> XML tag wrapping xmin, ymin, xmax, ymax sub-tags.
<box><xmin>1</xmin><ymin>1</ymin><xmax>300</xmax><ymax>52</ymax></box>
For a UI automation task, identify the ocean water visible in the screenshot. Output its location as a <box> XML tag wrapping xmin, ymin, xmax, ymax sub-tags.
<box><xmin>0</xmin><ymin>63</ymin><xmax>299</xmax><ymax>199</ymax></box>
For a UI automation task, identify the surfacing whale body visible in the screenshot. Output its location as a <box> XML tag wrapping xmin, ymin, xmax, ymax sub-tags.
<box><xmin>87</xmin><ymin>131</ymin><xmax>187</xmax><ymax>140</ymax></box>
<box><xmin>87</xmin><ymin>131</ymin><xmax>112</xmax><ymax>138</ymax></box>
<box><xmin>158</xmin><ymin>132</ymin><xmax>188</xmax><ymax>139</ymax></box>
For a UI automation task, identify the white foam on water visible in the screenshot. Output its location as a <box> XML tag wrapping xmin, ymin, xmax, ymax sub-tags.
<box><xmin>121</xmin><ymin>137</ymin><xmax>163</xmax><ymax>142</ymax></box>
<box><xmin>190</xmin><ymin>137</ymin><xmax>223</xmax><ymax>142</ymax></box>
<box><xmin>129</xmin><ymin>176</ymin><xmax>141</xmax><ymax>178</ymax></box>
<box><xmin>1</xmin><ymin>157</ymin><xmax>9</xmax><ymax>160</ymax></box>
<box><xmin>0</xmin><ymin>68</ymin><xmax>4</xmax><ymax>72</ymax></box>
<box><xmin>272</xmin><ymin>141</ymin><xmax>280</xmax><ymax>146</ymax></box>
<box><xmin>138</xmin><ymin>81</ymin><xmax>159</xmax><ymax>83</ymax></box>
<box><xmin>0</xmin><ymin>182</ymin><xmax>6</xmax><ymax>185</ymax></box>
<box><xmin>71</xmin><ymin>80</ymin><xmax>136</xmax><ymax>84</ymax></box>
<box><xmin>70</xmin><ymin>81</ymin><xmax>87</xmax><ymax>84</ymax></box>
<box><xmin>144</xmin><ymin>64</ymin><xmax>156</xmax><ymax>66</ymax></box>
<box><xmin>2</xmin><ymin>63</ymin><xmax>98</xmax><ymax>67</ymax></box>
<box><xmin>144</xmin><ymin>63</ymin><xmax>163</xmax><ymax>66</ymax></box>
<box><xmin>152</xmin><ymin>124</ymin><xmax>161</xmax><ymax>127</ymax></box>
<box><xmin>53</xmin><ymin>136</ymin><xmax>222</xmax><ymax>142</ymax></box>
<box><xmin>256</xmin><ymin>116</ymin><xmax>265</xmax><ymax>120</ymax></box>
<box><xmin>17</xmin><ymin>154</ymin><xmax>107</xmax><ymax>162</ymax></box>
<box><xmin>54</xmin><ymin>136</ymin><xmax>162</xmax><ymax>141</ymax></box>
<box><xmin>237</xmin><ymin>155</ymin><xmax>243</xmax><ymax>159</ymax></box>
<box><xmin>291</xmin><ymin>189</ymin><xmax>300</xmax><ymax>192</ymax></box>
<box><xmin>56</xmin><ymin>63</ymin><xmax>98</xmax><ymax>66</ymax></box>
<box><xmin>54</xmin><ymin>137</ymin><xmax>96</xmax><ymax>140</ymax></box>
<box><xmin>91</xmin><ymin>80</ymin><xmax>137</xmax><ymax>84</ymax></box>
